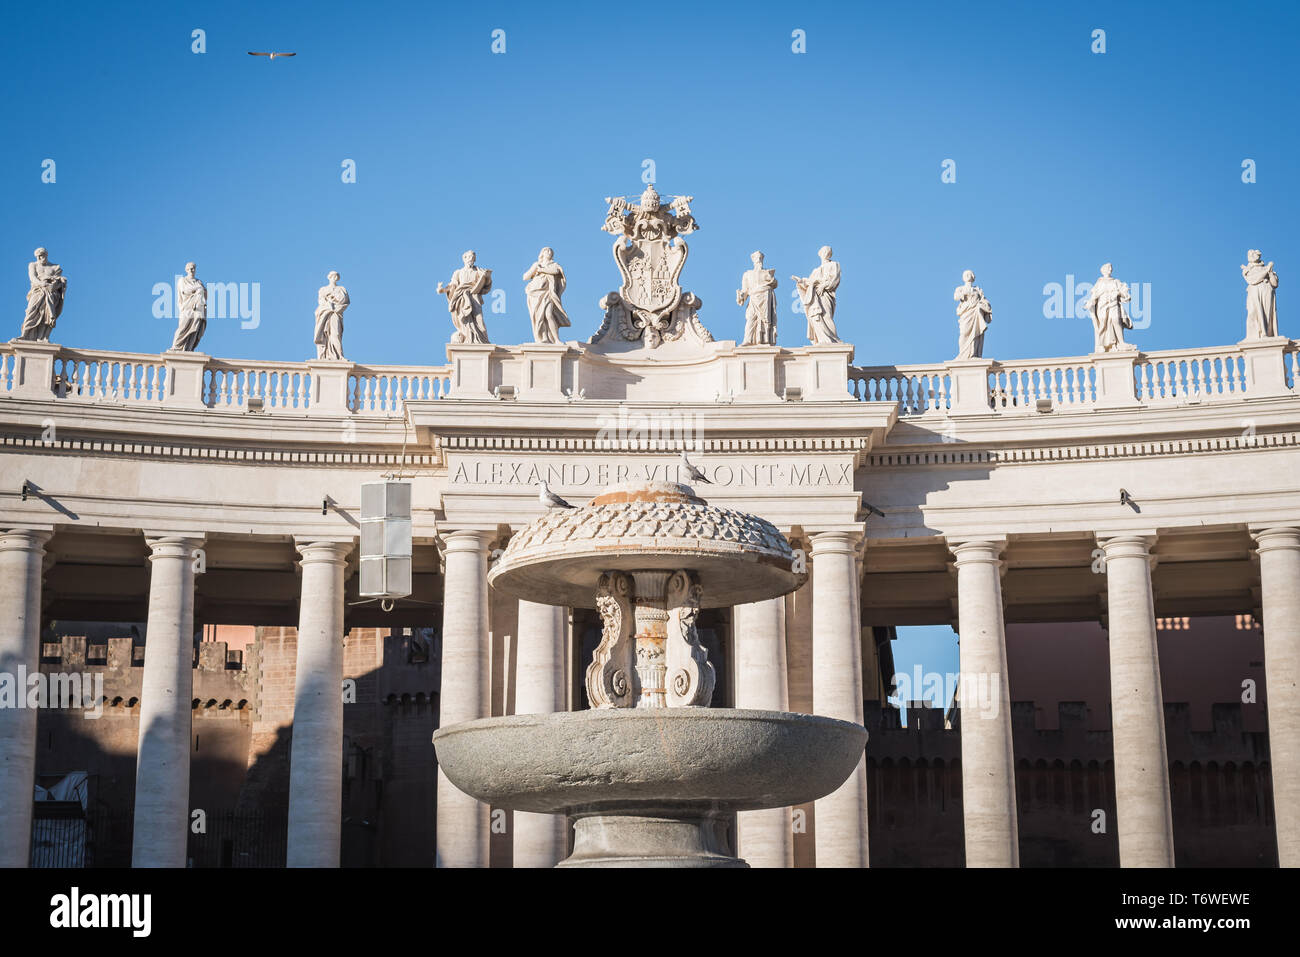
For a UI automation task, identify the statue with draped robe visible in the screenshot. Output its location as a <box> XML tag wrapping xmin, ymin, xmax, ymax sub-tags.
<box><xmin>522</xmin><ymin>247</ymin><xmax>570</xmax><ymax>343</ymax></box>
<box><xmin>20</xmin><ymin>247</ymin><xmax>66</xmax><ymax>342</ymax></box>
<box><xmin>1086</xmin><ymin>263</ymin><xmax>1135</xmax><ymax>353</ymax></box>
<box><xmin>792</xmin><ymin>246</ymin><xmax>841</xmax><ymax>344</ymax></box>
<box><xmin>954</xmin><ymin>270</ymin><xmax>992</xmax><ymax>359</ymax></box>
<box><xmin>437</xmin><ymin>250</ymin><xmax>492</xmax><ymax>344</ymax></box>
<box><xmin>1241</xmin><ymin>249</ymin><xmax>1279</xmax><ymax>339</ymax></box>
<box><xmin>737</xmin><ymin>251</ymin><xmax>779</xmax><ymax>345</ymax></box>
<box><xmin>313</xmin><ymin>271</ymin><xmax>348</xmax><ymax>360</ymax></box>
<box><xmin>171</xmin><ymin>262</ymin><xmax>207</xmax><ymax>351</ymax></box>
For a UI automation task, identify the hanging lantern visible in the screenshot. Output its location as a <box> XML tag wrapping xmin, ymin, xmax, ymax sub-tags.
<box><xmin>359</xmin><ymin>480</ymin><xmax>412</xmax><ymax>599</ymax></box>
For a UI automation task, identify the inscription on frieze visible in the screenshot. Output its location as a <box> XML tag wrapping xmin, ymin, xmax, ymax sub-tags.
<box><xmin>448</xmin><ymin>457</ymin><xmax>854</xmax><ymax>490</ymax></box>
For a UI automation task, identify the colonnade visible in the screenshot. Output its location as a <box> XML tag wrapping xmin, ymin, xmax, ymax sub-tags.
<box><xmin>1</xmin><ymin>522</ymin><xmax>1298</xmax><ymax>867</ymax></box>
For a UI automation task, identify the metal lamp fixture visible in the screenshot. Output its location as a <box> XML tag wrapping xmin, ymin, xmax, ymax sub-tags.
<box><xmin>359</xmin><ymin>480</ymin><xmax>412</xmax><ymax>599</ymax></box>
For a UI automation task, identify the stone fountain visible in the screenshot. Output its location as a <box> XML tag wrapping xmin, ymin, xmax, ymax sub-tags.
<box><xmin>432</xmin><ymin>481</ymin><xmax>867</xmax><ymax>867</ymax></box>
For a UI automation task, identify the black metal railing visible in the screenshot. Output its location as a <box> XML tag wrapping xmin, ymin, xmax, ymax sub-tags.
<box><xmin>31</xmin><ymin>806</ymin><xmax>287</xmax><ymax>868</ymax></box>
<box><xmin>186</xmin><ymin>810</ymin><xmax>287</xmax><ymax>868</ymax></box>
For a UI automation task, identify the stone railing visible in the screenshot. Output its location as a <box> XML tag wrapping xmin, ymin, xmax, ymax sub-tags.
<box><xmin>849</xmin><ymin>363</ymin><xmax>952</xmax><ymax>414</ymax></box>
<box><xmin>52</xmin><ymin>347</ymin><xmax>170</xmax><ymax>404</ymax></box>
<box><xmin>204</xmin><ymin>358</ymin><xmax>313</xmax><ymax>411</ymax></box>
<box><xmin>0</xmin><ymin>342</ymin><xmax>452</xmax><ymax>416</ymax></box>
<box><xmin>349</xmin><ymin>364</ymin><xmax>453</xmax><ymax>413</ymax></box>
<box><xmin>2</xmin><ymin>338</ymin><xmax>1293</xmax><ymax>418</ymax></box>
<box><xmin>851</xmin><ymin>338</ymin><xmax>1297</xmax><ymax>416</ymax></box>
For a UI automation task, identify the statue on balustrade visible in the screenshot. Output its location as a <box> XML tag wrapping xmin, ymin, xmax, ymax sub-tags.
<box><xmin>954</xmin><ymin>269</ymin><xmax>992</xmax><ymax>359</ymax></box>
<box><xmin>19</xmin><ymin>247</ymin><xmax>66</xmax><ymax>342</ymax></box>
<box><xmin>793</xmin><ymin>246</ymin><xmax>841</xmax><ymax>345</ymax></box>
<box><xmin>1086</xmin><ymin>263</ymin><xmax>1135</xmax><ymax>353</ymax></box>
<box><xmin>437</xmin><ymin>250</ymin><xmax>492</xmax><ymax>344</ymax></box>
<box><xmin>522</xmin><ymin>247</ymin><xmax>570</xmax><ymax>344</ymax></box>
<box><xmin>313</xmin><ymin>271</ymin><xmax>348</xmax><ymax>360</ymax></box>
<box><xmin>1241</xmin><ymin>249</ymin><xmax>1279</xmax><ymax>339</ymax></box>
<box><xmin>737</xmin><ymin>251</ymin><xmax>778</xmax><ymax>346</ymax></box>
<box><xmin>170</xmin><ymin>262</ymin><xmax>207</xmax><ymax>352</ymax></box>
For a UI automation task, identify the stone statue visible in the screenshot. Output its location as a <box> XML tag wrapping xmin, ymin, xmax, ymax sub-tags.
<box><xmin>736</xmin><ymin>251</ymin><xmax>778</xmax><ymax>346</ymax></box>
<box><xmin>437</xmin><ymin>250</ymin><xmax>492</xmax><ymax>344</ymax></box>
<box><xmin>792</xmin><ymin>246</ymin><xmax>841</xmax><ymax>344</ymax></box>
<box><xmin>20</xmin><ymin>247</ymin><xmax>66</xmax><ymax>342</ymax></box>
<box><xmin>1242</xmin><ymin>249</ymin><xmax>1279</xmax><ymax>339</ymax></box>
<box><xmin>1086</xmin><ymin>263</ymin><xmax>1135</xmax><ymax>353</ymax></box>
<box><xmin>954</xmin><ymin>270</ymin><xmax>992</xmax><ymax>359</ymax></box>
<box><xmin>313</xmin><ymin>271</ymin><xmax>348</xmax><ymax>360</ymax></box>
<box><xmin>522</xmin><ymin>247</ymin><xmax>570</xmax><ymax>344</ymax></box>
<box><xmin>170</xmin><ymin>262</ymin><xmax>207</xmax><ymax>352</ymax></box>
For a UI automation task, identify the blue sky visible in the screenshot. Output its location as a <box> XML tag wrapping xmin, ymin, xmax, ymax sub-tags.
<box><xmin>4</xmin><ymin>0</ymin><xmax>1296</xmax><ymax>367</ymax></box>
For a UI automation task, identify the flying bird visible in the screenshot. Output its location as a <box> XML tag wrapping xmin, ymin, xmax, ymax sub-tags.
<box><xmin>538</xmin><ymin>480</ymin><xmax>574</xmax><ymax>509</ymax></box>
<box><xmin>680</xmin><ymin>449</ymin><xmax>711</xmax><ymax>484</ymax></box>
<box><xmin>247</xmin><ymin>51</ymin><xmax>297</xmax><ymax>60</ymax></box>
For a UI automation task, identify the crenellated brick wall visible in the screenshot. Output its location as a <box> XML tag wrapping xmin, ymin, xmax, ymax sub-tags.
<box><xmin>864</xmin><ymin>699</ymin><xmax>1275</xmax><ymax>867</ymax></box>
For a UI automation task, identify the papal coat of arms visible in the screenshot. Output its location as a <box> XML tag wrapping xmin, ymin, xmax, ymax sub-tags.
<box><xmin>590</xmin><ymin>185</ymin><xmax>713</xmax><ymax>349</ymax></box>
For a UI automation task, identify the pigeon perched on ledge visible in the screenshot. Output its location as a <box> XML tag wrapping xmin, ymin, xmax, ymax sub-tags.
<box><xmin>680</xmin><ymin>449</ymin><xmax>711</xmax><ymax>484</ymax></box>
<box><xmin>538</xmin><ymin>480</ymin><xmax>574</xmax><ymax>509</ymax></box>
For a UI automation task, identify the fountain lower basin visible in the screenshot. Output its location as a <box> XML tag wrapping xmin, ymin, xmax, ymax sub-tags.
<box><xmin>433</xmin><ymin>708</ymin><xmax>867</xmax><ymax>867</ymax></box>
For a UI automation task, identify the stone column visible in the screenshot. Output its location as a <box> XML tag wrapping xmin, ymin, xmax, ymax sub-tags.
<box><xmin>1252</xmin><ymin>526</ymin><xmax>1300</xmax><ymax>867</ymax></box>
<box><xmin>0</xmin><ymin>528</ymin><xmax>51</xmax><ymax>868</ymax></box>
<box><xmin>1099</xmin><ymin>533</ymin><xmax>1174</xmax><ymax>867</ymax></box>
<box><xmin>286</xmin><ymin>539</ymin><xmax>352</xmax><ymax>867</ymax></box>
<box><xmin>784</xmin><ymin>550</ymin><xmax>817</xmax><ymax>868</ymax></box>
<box><xmin>512</xmin><ymin>598</ymin><xmax>568</xmax><ymax>867</ymax></box>
<box><xmin>810</xmin><ymin>530</ymin><xmax>869</xmax><ymax>867</ymax></box>
<box><xmin>437</xmin><ymin>529</ymin><xmax>491</xmax><ymax>867</ymax></box>
<box><xmin>733</xmin><ymin>596</ymin><xmax>792</xmax><ymax>867</ymax></box>
<box><xmin>132</xmin><ymin>534</ymin><xmax>204</xmax><ymax>867</ymax></box>
<box><xmin>949</xmin><ymin>538</ymin><xmax>1019</xmax><ymax>867</ymax></box>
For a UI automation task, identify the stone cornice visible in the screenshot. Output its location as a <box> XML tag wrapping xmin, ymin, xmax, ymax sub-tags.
<box><xmin>0</xmin><ymin>430</ymin><xmax>435</xmax><ymax>468</ymax></box>
<box><xmin>868</xmin><ymin>428</ymin><xmax>1300</xmax><ymax>468</ymax></box>
<box><xmin>438</xmin><ymin>434</ymin><xmax>872</xmax><ymax>453</ymax></box>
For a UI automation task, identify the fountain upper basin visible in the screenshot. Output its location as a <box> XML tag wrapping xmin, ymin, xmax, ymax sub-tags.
<box><xmin>488</xmin><ymin>481</ymin><xmax>805</xmax><ymax>608</ymax></box>
<box><xmin>432</xmin><ymin>708</ymin><xmax>867</xmax><ymax>815</ymax></box>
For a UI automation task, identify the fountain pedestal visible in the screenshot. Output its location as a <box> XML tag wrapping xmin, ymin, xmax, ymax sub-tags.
<box><xmin>563</xmin><ymin>812</ymin><xmax>744</xmax><ymax>868</ymax></box>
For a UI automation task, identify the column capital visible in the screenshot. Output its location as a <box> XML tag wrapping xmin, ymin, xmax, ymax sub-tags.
<box><xmin>144</xmin><ymin>534</ymin><xmax>206</xmax><ymax>562</ymax></box>
<box><xmin>0</xmin><ymin>527</ymin><xmax>53</xmax><ymax>553</ymax></box>
<box><xmin>1250</xmin><ymin>525</ymin><xmax>1300</xmax><ymax>552</ymax></box>
<box><xmin>1096</xmin><ymin>531</ymin><xmax>1159</xmax><ymax>565</ymax></box>
<box><xmin>294</xmin><ymin>539</ymin><xmax>354</xmax><ymax>565</ymax></box>
<box><xmin>946</xmin><ymin>537</ymin><xmax>1007</xmax><ymax>564</ymax></box>
<box><xmin>439</xmin><ymin>528</ymin><xmax>493</xmax><ymax>553</ymax></box>
<box><xmin>807</xmin><ymin>528</ymin><xmax>863</xmax><ymax>555</ymax></box>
